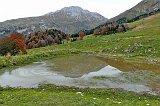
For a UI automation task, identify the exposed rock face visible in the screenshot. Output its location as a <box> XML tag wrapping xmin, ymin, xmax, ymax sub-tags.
<box><xmin>109</xmin><ymin>0</ymin><xmax>160</xmax><ymax>22</ymax></box>
<box><xmin>0</xmin><ymin>6</ymin><xmax>108</xmax><ymax>38</ymax></box>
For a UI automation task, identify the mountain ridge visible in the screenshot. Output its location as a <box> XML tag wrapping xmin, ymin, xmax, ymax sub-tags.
<box><xmin>109</xmin><ymin>0</ymin><xmax>160</xmax><ymax>22</ymax></box>
<box><xmin>0</xmin><ymin>6</ymin><xmax>108</xmax><ymax>37</ymax></box>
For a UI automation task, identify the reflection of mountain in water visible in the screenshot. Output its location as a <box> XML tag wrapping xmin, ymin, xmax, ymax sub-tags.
<box><xmin>0</xmin><ymin>55</ymin><xmax>159</xmax><ymax>95</ymax></box>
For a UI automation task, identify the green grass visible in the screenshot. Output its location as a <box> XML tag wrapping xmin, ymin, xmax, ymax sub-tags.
<box><xmin>0</xmin><ymin>85</ymin><xmax>159</xmax><ymax>106</ymax></box>
<box><xmin>1</xmin><ymin>13</ymin><xmax>160</xmax><ymax>69</ymax></box>
<box><xmin>0</xmin><ymin>13</ymin><xmax>160</xmax><ymax>106</ymax></box>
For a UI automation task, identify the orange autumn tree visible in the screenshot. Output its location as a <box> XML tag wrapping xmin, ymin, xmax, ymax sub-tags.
<box><xmin>78</xmin><ymin>31</ymin><xmax>85</xmax><ymax>40</ymax></box>
<box><xmin>0</xmin><ymin>32</ymin><xmax>27</xmax><ymax>56</ymax></box>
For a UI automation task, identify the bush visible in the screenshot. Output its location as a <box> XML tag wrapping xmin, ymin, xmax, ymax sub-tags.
<box><xmin>78</xmin><ymin>31</ymin><xmax>85</xmax><ymax>40</ymax></box>
<box><xmin>0</xmin><ymin>32</ymin><xmax>27</xmax><ymax>56</ymax></box>
<box><xmin>25</xmin><ymin>29</ymin><xmax>66</xmax><ymax>49</ymax></box>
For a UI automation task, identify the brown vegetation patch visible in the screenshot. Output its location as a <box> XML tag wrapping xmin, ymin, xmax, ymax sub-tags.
<box><xmin>132</xmin><ymin>25</ymin><xmax>145</xmax><ymax>31</ymax></box>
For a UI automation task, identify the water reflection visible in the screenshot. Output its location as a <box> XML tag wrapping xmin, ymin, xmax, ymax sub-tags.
<box><xmin>0</xmin><ymin>55</ymin><xmax>159</xmax><ymax>95</ymax></box>
<box><xmin>48</xmin><ymin>55</ymin><xmax>107</xmax><ymax>77</ymax></box>
<box><xmin>98</xmin><ymin>57</ymin><xmax>160</xmax><ymax>72</ymax></box>
<box><xmin>81</xmin><ymin>65</ymin><xmax>121</xmax><ymax>78</ymax></box>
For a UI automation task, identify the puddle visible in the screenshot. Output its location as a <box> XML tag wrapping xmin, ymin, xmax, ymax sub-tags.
<box><xmin>48</xmin><ymin>55</ymin><xmax>107</xmax><ymax>77</ymax></box>
<box><xmin>0</xmin><ymin>55</ymin><xmax>160</xmax><ymax>95</ymax></box>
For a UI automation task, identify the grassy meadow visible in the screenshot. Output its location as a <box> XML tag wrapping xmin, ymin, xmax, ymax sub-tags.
<box><xmin>0</xmin><ymin>84</ymin><xmax>160</xmax><ymax>106</ymax></box>
<box><xmin>1</xmin><ymin>13</ymin><xmax>160</xmax><ymax>69</ymax></box>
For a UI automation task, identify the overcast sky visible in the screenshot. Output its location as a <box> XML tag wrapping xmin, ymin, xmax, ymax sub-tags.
<box><xmin>0</xmin><ymin>0</ymin><xmax>142</xmax><ymax>22</ymax></box>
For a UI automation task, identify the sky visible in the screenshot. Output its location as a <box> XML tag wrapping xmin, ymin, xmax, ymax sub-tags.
<box><xmin>0</xmin><ymin>0</ymin><xmax>142</xmax><ymax>22</ymax></box>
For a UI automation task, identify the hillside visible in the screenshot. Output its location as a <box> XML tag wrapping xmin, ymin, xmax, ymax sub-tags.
<box><xmin>109</xmin><ymin>0</ymin><xmax>160</xmax><ymax>22</ymax></box>
<box><xmin>0</xmin><ymin>13</ymin><xmax>160</xmax><ymax>106</ymax></box>
<box><xmin>1</xmin><ymin>13</ymin><xmax>160</xmax><ymax>69</ymax></box>
<box><xmin>0</xmin><ymin>6</ymin><xmax>107</xmax><ymax>38</ymax></box>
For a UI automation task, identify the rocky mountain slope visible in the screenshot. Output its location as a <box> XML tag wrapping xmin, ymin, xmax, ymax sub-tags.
<box><xmin>0</xmin><ymin>6</ymin><xmax>107</xmax><ymax>37</ymax></box>
<box><xmin>109</xmin><ymin>0</ymin><xmax>160</xmax><ymax>22</ymax></box>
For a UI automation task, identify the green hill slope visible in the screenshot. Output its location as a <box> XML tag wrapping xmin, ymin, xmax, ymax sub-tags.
<box><xmin>53</xmin><ymin>13</ymin><xmax>160</xmax><ymax>59</ymax></box>
<box><xmin>1</xmin><ymin>13</ymin><xmax>160</xmax><ymax>69</ymax></box>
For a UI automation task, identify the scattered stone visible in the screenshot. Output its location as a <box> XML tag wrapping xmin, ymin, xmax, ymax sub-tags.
<box><xmin>106</xmin><ymin>98</ymin><xmax>110</xmax><ymax>100</ymax></box>
<box><xmin>118</xmin><ymin>102</ymin><xmax>122</xmax><ymax>104</ymax></box>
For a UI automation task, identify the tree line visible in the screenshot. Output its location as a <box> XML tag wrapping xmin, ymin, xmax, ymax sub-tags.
<box><xmin>0</xmin><ymin>29</ymin><xmax>86</xmax><ymax>56</ymax></box>
<box><xmin>72</xmin><ymin>8</ymin><xmax>160</xmax><ymax>37</ymax></box>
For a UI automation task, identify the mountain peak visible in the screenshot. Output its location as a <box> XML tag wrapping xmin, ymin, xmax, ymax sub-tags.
<box><xmin>61</xmin><ymin>6</ymin><xmax>84</xmax><ymax>11</ymax></box>
<box><xmin>45</xmin><ymin>6</ymin><xmax>107</xmax><ymax>21</ymax></box>
<box><xmin>57</xmin><ymin>6</ymin><xmax>88</xmax><ymax>16</ymax></box>
<box><xmin>0</xmin><ymin>6</ymin><xmax>108</xmax><ymax>36</ymax></box>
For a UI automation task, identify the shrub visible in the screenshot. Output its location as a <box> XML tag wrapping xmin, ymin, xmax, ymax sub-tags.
<box><xmin>25</xmin><ymin>29</ymin><xmax>66</xmax><ymax>49</ymax></box>
<box><xmin>79</xmin><ymin>31</ymin><xmax>85</xmax><ymax>40</ymax></box>
<box><xmin>0</xmin><ymin>32</ymin><xmax>27</xmax><ymax>56</ymax></box>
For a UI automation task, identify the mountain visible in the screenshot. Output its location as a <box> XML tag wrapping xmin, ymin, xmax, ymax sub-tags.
<box><xmin>0</xmin><ymin>6</ymin><xmax>108</xmax><ymax>37</ymax></box>
<box><xmin>109</xmin><ymin>0</ymin><xmax>160</xmax><ymax>22</ymax></box>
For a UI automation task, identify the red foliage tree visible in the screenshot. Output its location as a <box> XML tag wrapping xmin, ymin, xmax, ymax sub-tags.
<box><xmin>0</xmin><ymin>32</ymin><xmax>27</xmax><ymax>56</ymax></box>
<box><xmin>25</xmin><ymin>29</ymin><xmax>66</xmax><ymax>49</ymax></box>
<box><xmin>79</xmin><ymin>31</ymin><xmax>85</xmax><ymax>40</ymax></box>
